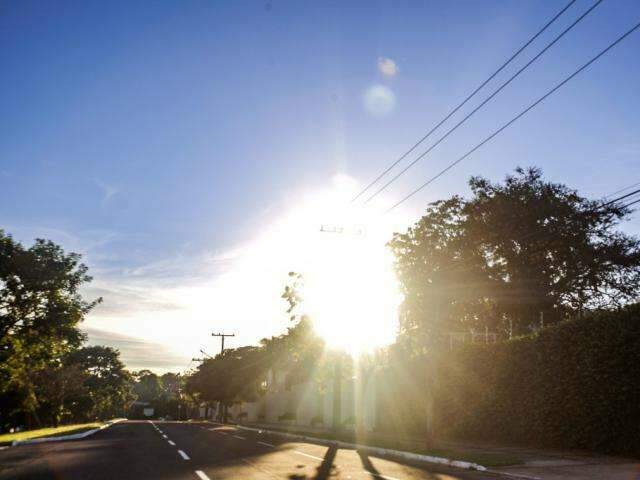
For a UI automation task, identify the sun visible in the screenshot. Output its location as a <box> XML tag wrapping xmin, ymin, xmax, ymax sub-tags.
<box><xmin>291</xmin><ymin>177</ymin><xmax>403</xmax><ymax>354</ymax></box>
<box><xmin>303</xmin><ymin>232</ymin><xmax>401</xmax><ymax>354</ymax></box>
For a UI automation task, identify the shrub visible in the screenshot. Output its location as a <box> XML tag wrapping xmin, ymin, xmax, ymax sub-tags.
<box><xmin>310</xmin><ymin>415</ymin><xmax>324</xmax><ymax>427</ymax></box>
<box><xmin>278</xmin><ymin>412</ymin><xmax>296</xmax><ymax>421</ymax></box>
<box><xmin>433</xmin><ymin>304</ymin><xmax>640</xmax><ymax>455</ymax></box>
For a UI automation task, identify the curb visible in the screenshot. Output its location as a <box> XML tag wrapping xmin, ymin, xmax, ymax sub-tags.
<box><xmin>11</xmin><ymin>418</ymin><xmax>127</xmax><ymax>447</ymax></box>
<box><xmin>232</xmin><ymin>423</ymin><xmax>487</xmax><ymax>472</ymax></box>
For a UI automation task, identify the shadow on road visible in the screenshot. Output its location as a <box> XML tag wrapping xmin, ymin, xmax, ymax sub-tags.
<box><xmin>289</xmin><ymin>444</ymin><xmax>338</xmax><ymax>480</ymax></box>
<box><xmin>358</xmin><ymin>449</ymin><xmax>441</xmax><ymax>480</ymax></box>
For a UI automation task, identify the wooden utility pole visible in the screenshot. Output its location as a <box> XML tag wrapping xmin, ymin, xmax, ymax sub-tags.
<box><xmin>212</xmin><ymin>332</ymin><xmax>235</xmax><ymax>422</ymax></box>
<box><xmin>332</xmin><ymin>357</ymin><xmax>342</xmax><ymax>432</ymax></box>
<box><xmin>212</xmin><ymin>332</ymin><xmax>235</xmax><ymax>354</ymax></box>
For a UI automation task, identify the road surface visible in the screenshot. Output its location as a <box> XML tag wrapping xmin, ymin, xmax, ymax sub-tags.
<box><xmin>0</xmin><ymin>420</ymin><xmax>504</xmax><ymax>479</ymax></box>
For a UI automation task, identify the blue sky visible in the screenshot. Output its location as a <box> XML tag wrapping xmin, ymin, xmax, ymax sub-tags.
<box><xmin>1</xmin><ymin>1</ymin><xmax>639</xmax><ymax>371</ymax></box>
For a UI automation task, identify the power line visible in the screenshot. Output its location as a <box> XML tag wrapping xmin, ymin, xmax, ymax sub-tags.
<box><xmin>619</xmin><ymin>197</ymin><xmax>640</xmax><ymax>210</ymax></box>
<box><xmin>604</xmin><ymin>180</ymin><xmax>640</xmax><ymax>200</ymax></box>
<box><xmin>365</xmin><ymin>0</ymin><xmax>602</xmax><ymax>204</ymax></box>
<box><xmin>600</xmin><ymin>187</ymin><xmax>640</xmax><ymax>208</ymax></box>
<box><xmin>350</xmin><ymin>0</ymin><xmax>578</xmax><ymax>203</ymax></box>
<box><xmin>387</xmin><ymin>20</ymin><xmax>640</xmax><ymax>213</ymax></box>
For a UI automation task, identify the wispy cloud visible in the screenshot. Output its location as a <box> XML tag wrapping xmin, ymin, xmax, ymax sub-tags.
<box><xmin>96</xmin><ymin>181</ymin><xmax>120</xmax><ymax>206</ymax></box>
<box><xmin>84</xmin><ymin>327</ymin><xmax>190</xmax><ymax>373</ymax></box>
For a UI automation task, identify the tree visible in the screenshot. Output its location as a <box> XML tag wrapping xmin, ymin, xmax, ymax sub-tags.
<box><xmin>132</xmin><ymin>370</ymin><xmax>164</xmax><ymax>403</ymax></box>
<box><xmin>65</xmin><ymin>346</ymin><xmax>133</xmax><ymax>421</ymax></box>
<box><xmin>32</xmin><ymin>363</ymin><xmax>88</xmax><ymax>427</ymax></box>
<box><xmin>389</xmin><ymin>167</ymin><xmax>640</xmax><ymax>349</ymax></box>
<box><xmin>0</xmin><ymin>231</ymin><xmax>101</xmax><ymax>426</ymax></box>
<box><xmin>186</xmin><ymin>346</ymin><xmax>269</xmax><ymax>421</ymax></box>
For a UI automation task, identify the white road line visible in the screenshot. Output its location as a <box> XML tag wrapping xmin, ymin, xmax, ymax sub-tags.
<box><xmin>162</xmin><ymin>434</ymin><xmax>168</xmax><ymax>439</ymax></box>
<box><xmin>257</xmin><ymin>441</ymin><xmax>276</xmax><ymax>448</ymax></box>
<box><xmin>178</xmin><ymin>450</ymin><xmax>190</xmax><ymax>460</ymax></box>
<box><xmin>293</xmin><ymin>450</ymin><xmax>323</xmax><ymax>461</ymax></box>
<box><xmin>168</xmin><ymin>440</ymin><xmax>176</xmax><ymax>446</ymax></box>
<box><xmin>195</xmin><ymin>471</ymin><xmax>211</xmax><ymax>480</ymax></box>
<box><xmin>233</xmin><ymin>435</ymin><xmax>246</xmax><ymax>440</ymax></box>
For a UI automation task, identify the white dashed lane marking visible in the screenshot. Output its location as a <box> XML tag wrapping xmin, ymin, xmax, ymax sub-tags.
<box><xmin>195</xmin><ymin>471</ymin><xmax>211</xmax><ymax>480</ymax></box>
<box><xmin>233</xmin><ymin>435</ymin><xmax>246</xmax><ymax>440</ymax></box>
<box><xmin>257</xmin><ymin>441</ymin><xmax>276</xmax><ymax>448</ymax></box>
<box><xmin>162</xmin><ymin>434</ymin><xmax>168</xmax><ymax>439</ymax></box>
<box><xmin>168</xmin><ymin>440</ymin><xmax>176</xmax><ymax>446</ymax></box>
<box><xmin>178</xmin><ymin>450</ymin><xmax>190</xmax><ymax>460</ymax></box>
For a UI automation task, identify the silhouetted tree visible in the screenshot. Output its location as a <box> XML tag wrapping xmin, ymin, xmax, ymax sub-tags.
<box><xmin>389</xmin><ymin>167</ymin><xmax>640</xmax><ymax>350</ymax></box>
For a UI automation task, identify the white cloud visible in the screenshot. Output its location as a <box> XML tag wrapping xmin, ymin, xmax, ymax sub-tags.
<box><xmin>378</xmin><ymin>57</ymin><xmax>398</xmax><ymax>77</ymax></box>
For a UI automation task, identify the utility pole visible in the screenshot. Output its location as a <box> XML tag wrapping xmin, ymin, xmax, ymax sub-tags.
<box><xmin>212</xmin><ymin>332</ymin><xmax>235</xmax><ymax>423</ymax></box>
<box><xmin>332</xmin><ymin>356</ymin><xmax>342</xmax><ymax>432</ymax></box>
<box><xmin>212</xmin><ymin>332</ymin><xmax>235</xmax><ymax>355</ymax></box>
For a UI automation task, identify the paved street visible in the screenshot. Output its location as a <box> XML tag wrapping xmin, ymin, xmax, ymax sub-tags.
<box><xmin>0</xmin><ymin>421</ymin><xmax>503</xmax><ymax>480</ymax></box>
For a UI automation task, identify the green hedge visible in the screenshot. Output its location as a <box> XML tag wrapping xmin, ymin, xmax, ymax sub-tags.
<box><xmin>434</xmin><ymin>304</ymin><xmax>640</xmax><ymax>454</ymax></box>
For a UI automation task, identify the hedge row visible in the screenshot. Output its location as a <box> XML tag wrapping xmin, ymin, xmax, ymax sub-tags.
<box><xmin>433</xmin><ymin>304</ymin><xmax>640</xmax><ymax>454</ymax></box>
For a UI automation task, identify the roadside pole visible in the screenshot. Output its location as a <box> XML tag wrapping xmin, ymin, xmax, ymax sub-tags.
<box><xmin>212</xmin><ymin>332</ymin><xmax>235</xmax><ymax>422</ymax></box>
<box><xmin>332</xmin><ymin>356</ymin><xmax>342</xmax><ymax>432</ymax></box>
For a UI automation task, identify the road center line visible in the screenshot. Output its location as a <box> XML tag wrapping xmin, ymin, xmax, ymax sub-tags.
<box><xmin>293</xmin><ymin>450</ymin><xmax>323</xmax><ymax>461</ymax></box>
<box><xmin>233</xmin><ymin>435</ymin><xmax>246</xmax><ymax>440</ymax></box>
<box><xmin>258</xmin><ymin>441</ymin><xmax>276</xmax><ymax>448</ymax></box>
<box><xmin>168</xmin><ymin>440</ymin><xmax>176</xmax><ymax>446</ymax></box>
<box><xmin>178</xmin><ymin>450</ymin><xmax>190</xmax><ymax>460</ymax></box>
<box><xmin>195</xmin><ymin>471</ymin><xmax>211</xmax><ymax>480</ymax></box>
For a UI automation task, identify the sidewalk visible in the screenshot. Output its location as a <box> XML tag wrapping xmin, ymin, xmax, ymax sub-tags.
<box><xmin>442</xmin><ymin>440</ymin><xmax>640</xmax><ymax>480</ymax></box>
<box><xmin>235</xmin><ymin>421</ymin><xmax>640</xmax><ymax>479</ymax></box>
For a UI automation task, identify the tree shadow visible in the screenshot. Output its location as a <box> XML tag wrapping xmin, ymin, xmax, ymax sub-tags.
<box><xmin>358</xmin><ymin>449</ymin><xmax>441</xmax><ymax>480</ymax></box>
<box><xmin>288</xmin><ymin>444</ymin><xmax>338</xmax><ymax>480</ymax></box>
<box><xmin>357</xmin><ymin>450</ymin><xmax>381</xmax><ymax>478</ymax></box>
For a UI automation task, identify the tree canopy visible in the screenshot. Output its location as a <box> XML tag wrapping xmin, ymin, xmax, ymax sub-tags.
<box><xmin>389</xmin><ymin>167</ymin><xmax>640</xmax><ymax>350</ymax></box>
<box><xmin>0</xmin><ymin>231</ymin><xmax>132</xmax><ymax>429</ymax></box>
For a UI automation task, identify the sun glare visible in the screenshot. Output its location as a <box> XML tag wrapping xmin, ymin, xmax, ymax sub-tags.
<box><xmin>294</xmin><ymin>176</ymin><xmax>402</xmax><ymax>354</ymax></box>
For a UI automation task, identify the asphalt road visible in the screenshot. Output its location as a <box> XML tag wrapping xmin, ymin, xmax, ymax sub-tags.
<box><xmin>0</xmin><ymin>420</ymin><xmax>504</xmax><ymax>480</ymax></box>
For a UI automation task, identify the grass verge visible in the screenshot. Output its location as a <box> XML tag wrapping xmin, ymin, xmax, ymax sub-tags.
<box><xmin>0</xmin><ymin>422</ymin><xmax>103</xmax><ymax>445</ymax></box>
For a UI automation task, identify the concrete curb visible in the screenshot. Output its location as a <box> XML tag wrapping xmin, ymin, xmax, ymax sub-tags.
<box><xmin>11</xmin><ymin>418</ymin><xmax>127</xmax><ymax>447</ymax></box>
<box><xmin>232</xmin><ymin>423</ymin><xmax>487</xmax><ymax>472</ymax></box>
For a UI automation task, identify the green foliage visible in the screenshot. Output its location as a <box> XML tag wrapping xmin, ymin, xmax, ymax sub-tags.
<box><xmin>186</xmin><ymin>346</ymin><xmax>268</xmax><ymax>407</ymax></box>
<box><xmin>64</xmin><ymin>346</ymin><xmax>133</xmax><ymax>421</ymax></box>
<box><xmin>278</xmin><ymin>411</ymin><xmax>296</xmax><ymax>421</ymax></box>
<box><xmin>0</xmin><ymin>231</ymin><xmax>132</xmax><ymax>430</ymax></box>
<box><xmin>389</xmin><ymin>168</ymin><xmax>640</xmax><ymax>350</ymax></box>
<box><xmin>132</xmin><ymin>370</ymin><xmax>164</xmax><ymax>403</ymax></box>
<box><xmin>128</xmin><ymin>370</ymin><xmax>184</xmax><ymax>419</ymax></box>
<box><xmin>433</xmin><ymin>304</ymin><xmax>640</xmax><ymax>454</ymax></box>
<box><xmin>185</xmin><ymin>273</ymin><xmax>327</xmax><ymax>412</ymax></box>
